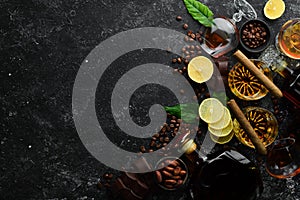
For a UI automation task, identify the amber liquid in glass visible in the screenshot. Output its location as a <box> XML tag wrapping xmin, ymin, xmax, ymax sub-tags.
<box><xmin>266</xmin><ymin>138</ymin><xmax>300</xmax><ymax>179</ymax></box>
<box><xmin>277</xmin><ymin>19</ymin><xmax>300</xmax><ymax>60</ymax></box>
<box><xmin>205</xmin><ymin>29</ymin><xmax>229</xmax><ymax>49</ymax></box>
<box><xmin>233</xmin><ymin>107</ymin><xmax>278</xmax><ymax>148</ymax></box>
<box><xmin>202</xmin><ymin>17</ymin><xmax>239</xmax><ymax>58</ymax></box>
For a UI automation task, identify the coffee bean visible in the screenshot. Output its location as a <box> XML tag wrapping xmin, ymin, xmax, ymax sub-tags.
<box><xmin>174</xmin><ymin>167</ymin><xmax>180</xmax><ymax>175</ymax></box>
<box><xmin>164</xmin><ymin>137</ymin><xmax>170</xmax><ymax>143</ymax></box>
<box><xmin>172</xmin><ymin>58</ymin><xmax>177</xmax><ymax>63</ymax></box>
<box><xmin>191</xmin><ymin>33</ymin><xmax>196</xmax><ymax>39</ymax></box>
<box><xmin>150</xmin><ymin>140</ymin><xmax>155</xmax><ymax>147</ymax></box>
<box><xmin>162</xmin><ymin>170</ymin><xmax>173</xmax><ymax>177</ymax></box>
<box><xmin>177</xmin><ymin>57</ymin><xmax>182</xmax><ymax>64</ymax></box>
<box><xmin>140</xmin><ymin>146</ymin><xmax>146</xmax><ymax>153</ymax></box>
<box><xmin>160</xmin><ymin>137</ymin><xmax>164</xmax><ymax>143</ymax></box>
<box><xmin>183</xmin><ymin>23</ymin><xmax>188</xmax><ymax>30</ymax></box>
<box><xmin>154</xmin><ymin>133</ymin><xmax>160</xmax><ymax>138</ymax></box>
<box><xmin>156</xmin><ymin>171</ymin><xmax>163</xmax><ymax>183</ymax></box>
<box><xmin>176</xmin><ymin>16</ymin><xmax>182</xmax><ymax>21</ymax></box>
<box><xmin>164</xmin><ymin>166</ymin><xmax>174</xmax><ymax>172</ymax></box>
<box><xmin>180</xmin><ymin>170</ymin><xmax>187</xmax><ymax>176</ymax></box>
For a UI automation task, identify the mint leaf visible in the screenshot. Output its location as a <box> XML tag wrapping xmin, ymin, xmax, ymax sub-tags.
<box><xmin>164</xmin><ymin>103</ymin><xmax>199</xmax><ymax>124</ymax></box>
<box><xmin>183</xmin><ymin>0</ymin><xmax>214</xmax><ymax>27</ymax></box>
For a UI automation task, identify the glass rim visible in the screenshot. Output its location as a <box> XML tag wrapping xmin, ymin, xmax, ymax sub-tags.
<box><xmin>271</xmin><ymin>137</ymin><xmax>295</xmax><ymax>150</ymax></box>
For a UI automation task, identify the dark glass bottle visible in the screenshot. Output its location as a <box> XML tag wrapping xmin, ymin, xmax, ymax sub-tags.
<box><xmin>272</xmin><ymin>64</ymin><xmax>300</xmax><ymax>108</ymax></box>
<box><xmin>180</xmin><ymin>139</ymin><xmax>263</xmax><ymax>200</ymax></box>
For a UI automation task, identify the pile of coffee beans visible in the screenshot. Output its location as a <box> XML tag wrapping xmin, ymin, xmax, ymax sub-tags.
<box><xmin>241</xmin><ymin>21</ymin><xmax>268</xmax><ymax>49</ymax></box>
<box><xmin>155</xmin><ymin>158</ymin><xmax>187</xmax><ymax>190</ymax></box>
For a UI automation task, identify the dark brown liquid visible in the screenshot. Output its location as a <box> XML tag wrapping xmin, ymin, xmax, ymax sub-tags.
<box><xmin>280</xmin><ymin>68</ymin><xmax>300</xmax><ymax>108</ymax></box>
<box><xmin>205</xmin><ymin>30</ymin><xmax>229</xmax><ymax>49</ymax></box>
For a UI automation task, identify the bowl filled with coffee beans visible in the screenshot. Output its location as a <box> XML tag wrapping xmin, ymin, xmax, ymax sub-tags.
<box><xmin>154</xmin><ymin>157</ymin><xmax>188</xmax><ymax>191</ymax></box>
<box><xmin>239</xmin><ymin>19</ymin><xmax>271</xmax><ymax>53</ymax></box>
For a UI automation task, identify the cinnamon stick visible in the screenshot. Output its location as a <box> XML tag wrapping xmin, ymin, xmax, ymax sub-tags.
<box><xmin>233</xmin><ymin>50</ymin><xmax>283</xmax><ymax>98</ymax></box>
<box><xmin>227</xmin><ymin>99</ymin><xmax>267</xmax><ymax>155</ymax></box>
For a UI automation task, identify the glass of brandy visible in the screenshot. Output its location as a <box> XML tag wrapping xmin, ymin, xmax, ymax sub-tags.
<box><xmin>233</xmin><ymin>106</ymin><xmax>278</xmax><ymax>148</ymax></box>
<box><xmin>266</xmin><ymin>137</ymin><xmax>300</xmax><ymax>179</ymax></box>
<box><xmin>265</xmin><ymin>138</ymin><xmax>300</xmax><ymax>198</ymax></box>
<box><xmin>228</xmin><ymin>60</ymin><xmax>273</xmax><ymax>101</ymax></box>
<box><xmin>276</xmin><ymin>18</ymin><xmax>300</xmax><ymax>60</ymax></box>
<box><xmin>201</xmin><ymin>0</ymin><xmax>257</xmax><ymax>58</ymax></box>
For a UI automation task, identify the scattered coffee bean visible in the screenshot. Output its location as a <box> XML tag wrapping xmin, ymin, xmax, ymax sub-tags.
<box><xmin>176</xmin><ymin>16</ymin><xmax>182</xmax><ymax>21</ymax></box>
<box><xmin>183</xmin><ymin>23</ymin><xmax>188</xmax><ymax>30</ymax></box>
<box><xmin>190</xmin><ymin>33</ymin><xmax>196</xmax><ymax>39</ymax></box>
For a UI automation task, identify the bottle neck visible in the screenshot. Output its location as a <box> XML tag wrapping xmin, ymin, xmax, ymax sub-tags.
<box><xmin>181</xmin><ymin>140</ymin><xmax>207</xmax><ymax>163</ymax></box>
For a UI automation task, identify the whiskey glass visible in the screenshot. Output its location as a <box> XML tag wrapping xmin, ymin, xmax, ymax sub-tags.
<box><xmin>276</xmin><ymin>18</ymin><xmax>300</xmax><ymax>60</ymax></box>
<box><xmin>201</xmin><ymin>0</ymin><xmax>257</xmax><ymax>58</ymax></box>
<box><xmin>265</xmin><ymin>138</ymin><xmax>300</xmax><ymax>198</ymax></box>
<box><xmin>228</xmin><ymin>60</ymin><xmax>273</xmax><ymax>100</ymax></box>
<box><xmin>233</xmin><ymin>106</ymin><xmax>278</xmax><ymax>148</ymax></box>
<box><xmin>266</xmin><ymin>138</ymin><xmax>300</xmax><ymax>179</ymax></box>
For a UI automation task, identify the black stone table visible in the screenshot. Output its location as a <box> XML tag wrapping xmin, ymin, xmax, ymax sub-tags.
<box><xmin>1</xmin><ymin>0</ymin><xmax>300</xmax><ymax>199</ymax></box>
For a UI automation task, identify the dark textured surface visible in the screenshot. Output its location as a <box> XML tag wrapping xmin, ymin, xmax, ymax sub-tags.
<box><xmin>1</xmin><ymin>0</ymin><xmax>300</xmax><ymax>199</ymax></box>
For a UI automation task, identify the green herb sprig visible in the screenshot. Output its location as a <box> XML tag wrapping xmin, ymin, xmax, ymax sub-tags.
<box><xmin>164</xmin><ymin>103</ymin><xmax>199</xmax><ymax>124</ymax></box>
<box><xmin>183</xmin><ymin>0</ymin><xmax>214</xmax><ymax>27</ymax></box>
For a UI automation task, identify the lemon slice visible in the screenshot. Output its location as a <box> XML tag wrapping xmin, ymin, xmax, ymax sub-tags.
<box><xmin>264</xmin><ymin>0</ymin><xmax>285</xmax><ymax>20</ymax></box>
<box><xmin>199</xmin><ymin>98</ymin><xmax>224</xmax><ymax>124</ymax></box>
<box><xmin>209</xmin><ymin>120</ymin><xmax>233</xmax><ymax>137</ymax></box>
<box><xmin>188</xmin><ymin>56</ymin><xmax>214</xmax><ymax>83</ymax></box>
<box><xmin>208</xmin><ymin>107</ymin><xmax>231</xmax><ymax>130</ymax></box>
<box><xmin>210</xmin><ymin>131</ymin><xmax>234</xmax><ymax>144</ymax></box>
